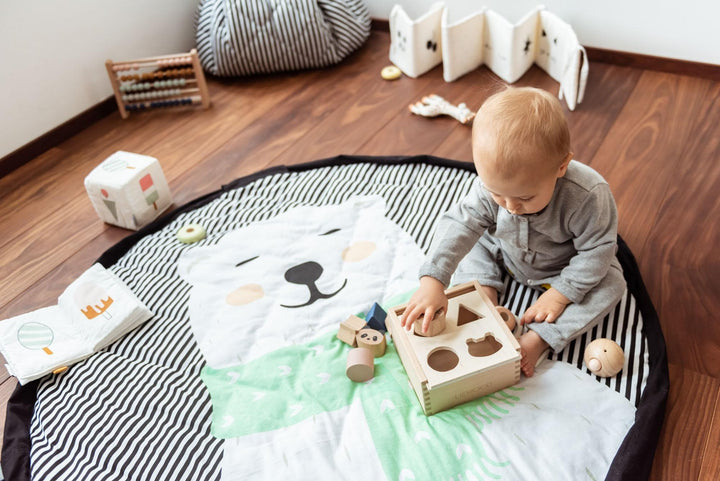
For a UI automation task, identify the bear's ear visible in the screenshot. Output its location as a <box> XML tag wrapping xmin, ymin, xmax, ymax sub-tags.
<box><xmin>177</xmin><ymin>246</ymin><xmax>216</xmax><ymax>285</ymax></box>
<box><xmin>345</xmin><ymin>194</ymin><xmax>387</xmax><ymax>211</ymax></box>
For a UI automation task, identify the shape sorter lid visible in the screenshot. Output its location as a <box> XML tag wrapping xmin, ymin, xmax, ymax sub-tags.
<box><xmin>86</xmin><ymin>151</ymin><xmax>159</xmax><ymax>187</ymax></box>
<box><xmin>411</xmin><ymin>281</ymin><xmax>521</xmax><ymax>388</ymax></box>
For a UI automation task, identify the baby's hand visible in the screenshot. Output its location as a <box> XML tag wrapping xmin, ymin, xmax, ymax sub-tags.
<box><xmin>400</xmin><ymin>276</ymin><xmax>448</xmax><ymax>334</ymax></box>
<box><xmin>520</xmin><ymin>288</ymin><xmax>571</xmax><ymax>325</ymax></box>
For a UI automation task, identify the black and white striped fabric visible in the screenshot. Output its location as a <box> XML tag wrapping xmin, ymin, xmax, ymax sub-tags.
<box><xmin>194</xmin><ymin>0</ymin><xmax>371</xmax><ymax>76</ymax></box>
<box><xmin>3</xmin><ymin>156</ymin><xmax>667</xmax><ymax>481</ymax></box>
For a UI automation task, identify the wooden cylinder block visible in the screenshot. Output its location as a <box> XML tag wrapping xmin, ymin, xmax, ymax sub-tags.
<box><xmin>346</xmin><ymin>348</ymin><xmax>374</xmax><ymax>382</ymax></box>
<box><xmin>584</xmin><ymin>338</ymin><xmax>624</xmax><ymax>377</ymax></box>
<box><xmin>494</xmin><ymin>306</ymin><xmax>517</xmax><ymax>331</ymax></box>
<box><xmin>356</xmin><ymin>328</ymin><xmax>386</xmax><ymax>357</ymax></box>
<box><xmin>413</xmin><ymin>309</ymin><xmax>446</xmax><ymax>337</ymax></box>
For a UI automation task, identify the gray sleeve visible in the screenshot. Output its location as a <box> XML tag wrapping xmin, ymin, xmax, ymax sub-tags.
<box><xmin>418</xmin><ymin>181</ymin><xmax>495</xmax><ymax>286</ymax></box>
<box><xmin>552</xmin><ymin>184</ymin><xmax>619</xmax><ymax>303</ymax></box>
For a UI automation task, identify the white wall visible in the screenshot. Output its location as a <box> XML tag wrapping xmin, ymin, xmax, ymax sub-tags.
<box><xmin>368</xmin><ymin>0</ymin><xmax>720</xmax><ymax>65</ymax></box>
<box><xmin>0</xmin><ymin>0</ymin><xmax>198</xmax><ymax>159</ymax></box>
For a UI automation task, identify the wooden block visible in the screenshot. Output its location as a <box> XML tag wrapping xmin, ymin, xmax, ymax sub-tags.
<box><xmin>366</xmin><ymin>302</ymin><xmax>387</xmax><ymax>332</ymax></box>
<box><xmin>494</xmin><ymin>306</ymin><xmax>517</xmax><ymax>332</ymax></box>
<box><xmin>346</xmin><ymin>347</ymin><xmax>374</xmax><ymax>382</ymax></box>
<box><xmin>356</xmin><ymin>328</ymin><xmax>386</xmax><ymax>357</ymax></box>
<box><xmin>584</xmin><ymin>338</ymin><xmax>624</xmax><ymax>377</ymax></box>
<box><xmin>387</xmin><ymin>280</ymin><xmax>521</xmax><ymax>415</ymax></box>
<box><xmin>337</xmin><ymin>315</ymin><xmax>367</xmax><ymax>346</ymax></box>
<box><xmin>413</xmin><ymin>308</ymin><xmax>447</xmax><ymax>337</ymax></box>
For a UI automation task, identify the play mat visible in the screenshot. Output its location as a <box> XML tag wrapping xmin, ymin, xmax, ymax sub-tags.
<box><xmin>2</xmin><ymin>156</ymin><xmax>668</xmax><ymax>481</ymax></box>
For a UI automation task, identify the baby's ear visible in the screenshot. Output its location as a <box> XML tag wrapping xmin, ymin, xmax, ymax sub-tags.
<box><xmin>558</xmin><ymin>152</ymin><xmax>573</xmax><ymax>176</ymax></box>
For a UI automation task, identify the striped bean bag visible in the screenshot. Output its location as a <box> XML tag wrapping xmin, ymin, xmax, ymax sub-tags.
<box><xmin>195</xmin><ymin>0</ymin><xmax>371</xmax><ymax>76</ymax></box>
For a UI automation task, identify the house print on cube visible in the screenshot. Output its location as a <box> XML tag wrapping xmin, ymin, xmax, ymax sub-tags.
<box><xmin>84</xmin><ymin>151</ymin><xmax>172</xmax><ymax>230</ymax></box>
<box><xmin>387</xmin><ymin>280</ymin><xmax>521</xmax><ymax>415</ymax></box>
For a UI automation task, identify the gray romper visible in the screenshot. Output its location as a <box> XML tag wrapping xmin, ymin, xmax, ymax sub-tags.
<box><xmin>419</xmin><ymin>161</ymin><xmax>626</xmax><ymax>352</ymax></box>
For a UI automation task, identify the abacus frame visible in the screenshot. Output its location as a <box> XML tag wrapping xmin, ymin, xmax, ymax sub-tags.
<box><xmin>105</xmin><ymin>49</ymin><xmax>210</xmax><ymax>119</ymax></box>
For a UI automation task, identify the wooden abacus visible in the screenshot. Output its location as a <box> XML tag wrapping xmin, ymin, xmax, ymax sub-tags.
<box><xmin>106</xmin><ymin>49</ymin><xmax>210</xmax><ymax>119</ymax></box>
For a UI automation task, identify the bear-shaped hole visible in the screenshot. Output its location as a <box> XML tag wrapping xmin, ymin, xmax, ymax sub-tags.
<box><xmin>466</xmin><ymin>334</ymin><xmax>502</xmax><ymax>357</ymax></box>
<box><xmin>427</xmin><ymin>347</ymin><xmax>459</xmax><ymax>372</ymax></box>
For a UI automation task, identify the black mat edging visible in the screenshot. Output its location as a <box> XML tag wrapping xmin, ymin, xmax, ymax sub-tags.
<box><xmin>605</xmin><ymin>236</ymin><xmax>669</xmax><ymax>481</ymax></box>
<box><xmin>1</xmin><ymin>380</ymin><xmax>37</xmax><ymax>481</ymax></box>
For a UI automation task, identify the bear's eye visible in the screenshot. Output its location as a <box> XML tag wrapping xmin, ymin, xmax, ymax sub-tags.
<box><xmin>235</xmin><ymin>256</ymin><xmax>259</xmax><ymax>267</ymax></box>
<box><xmin>320</xmin><ymin>228</ymin><xmax>341</xmax><ymax>236</ymax></box>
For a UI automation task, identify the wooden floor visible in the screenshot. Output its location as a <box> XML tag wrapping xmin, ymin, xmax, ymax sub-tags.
<box><xmin>1</xmin><ymin>31</ymin><xmax>719</xmax><ymax>479</ymax></box>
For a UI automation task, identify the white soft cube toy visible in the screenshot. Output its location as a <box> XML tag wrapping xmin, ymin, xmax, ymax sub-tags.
<box><xmin>85</xmin><ymin>151</ymin><xmax>172</xmax><ymax>230</ymax></box>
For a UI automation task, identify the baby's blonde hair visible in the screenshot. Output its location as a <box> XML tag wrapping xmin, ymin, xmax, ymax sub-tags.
<box><xmin>473</xmin><ymin>86</ymin><xmax>571</xmax><ymax>175</ymax></box>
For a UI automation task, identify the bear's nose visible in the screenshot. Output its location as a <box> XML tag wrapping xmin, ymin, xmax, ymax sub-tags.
<box><xmin>284</xmin><ymin>261</ymin><xmax>323</xmax><ymax>285</ymax></box>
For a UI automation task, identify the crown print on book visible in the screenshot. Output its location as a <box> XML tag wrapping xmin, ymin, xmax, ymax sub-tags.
<box><xmin>80</xmin><ymin>297</ymin><xmax>115</xmax><ymax>320</ymax></box>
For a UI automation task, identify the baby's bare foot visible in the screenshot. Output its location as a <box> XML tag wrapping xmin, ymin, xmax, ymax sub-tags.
<box><xmin>518</xmin><ymin>330</ymin><xmax>549</xmax><ymax>377</ymax></box>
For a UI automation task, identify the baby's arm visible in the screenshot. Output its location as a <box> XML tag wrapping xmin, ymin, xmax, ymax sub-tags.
<box><xmin>551</xmin><ymin>184</ymin><xmax>619</xmax><ymax>303</ymax></box>
<box><xmin>523</xmin><ymin>184</ymin><xmax>618</xmax><ymax>325</ymax></box>
<box><xmin>407</xmin><ymin>180</ymin><xmax>495</xmax><ymax>332</ymax></box>
<box><xmin>400</xmin><ymin>276</ymin><xmax>448</xmax><ymax>333</ymax></box>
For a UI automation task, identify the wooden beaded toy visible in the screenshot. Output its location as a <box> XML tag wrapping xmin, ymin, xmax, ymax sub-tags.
<box><xmin>106</xmin><ymin>49</ymin><xmax>210</xmax><ymax>119</ymax></box>
<box><xmin>584</xmin><ymin>338</ymin><xmax>625</xmax><ymax>378</ymax></box>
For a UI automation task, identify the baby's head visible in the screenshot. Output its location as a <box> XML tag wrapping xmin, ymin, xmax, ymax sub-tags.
<box><xmin>472</xmin><ymin>86</ymin><xmax>573</xmax><ymax>215</ymax></box>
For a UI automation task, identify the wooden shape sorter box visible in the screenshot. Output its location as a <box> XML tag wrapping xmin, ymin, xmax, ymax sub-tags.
<box><xmin>387</xmin><ymin>280</ymin><xmax>521</xmax><ymax>415</ymax></box>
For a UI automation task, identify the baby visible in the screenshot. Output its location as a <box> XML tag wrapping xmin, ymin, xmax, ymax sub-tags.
<box><xmin>400</xmin><ymin>86</ymin><xmax>626</xmax><ymax>376</ymax></box>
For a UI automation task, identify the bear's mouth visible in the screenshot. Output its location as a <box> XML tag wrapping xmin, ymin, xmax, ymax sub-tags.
<box><xmin>280</xmin><ymin>261</ymin><xmax>347</xmax><ymax>308</ymax></box>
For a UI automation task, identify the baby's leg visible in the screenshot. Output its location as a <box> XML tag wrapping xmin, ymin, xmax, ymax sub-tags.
<box><xmin>518</xmin><ymin>330</ymin><xmax>549</xmax><ymax>377</ymax></box>
<box><xmin>528</xmin><ymin>263</ymin><xmax>626</xmax><ymax>362</ymax></box>
<box><xmin>452</xmin><ymin>234</ymin><xmax>505</xmax><ymax>301</ymax></box>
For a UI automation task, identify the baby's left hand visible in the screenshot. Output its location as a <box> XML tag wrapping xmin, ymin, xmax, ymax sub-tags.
<box><xmin>521</xmin><ymin>288</ymin><xmax>571</xmax><ymax>325</ymax></box>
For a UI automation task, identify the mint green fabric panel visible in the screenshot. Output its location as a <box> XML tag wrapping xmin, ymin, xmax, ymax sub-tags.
<box><xmin>201</xmin><ymin>333</ymin><xmax>357</xmax><ymax>438</ymax></box>
<box><xmin>360</xmin><ymin>341</ymin><xmax>520</xmax><ymax>480</ymax></box>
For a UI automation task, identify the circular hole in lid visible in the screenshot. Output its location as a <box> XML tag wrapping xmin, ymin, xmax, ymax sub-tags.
<box><xmin>427</xmin><ymin>347</ymin><xmax>459</xmax><ymax>372</ymax></box>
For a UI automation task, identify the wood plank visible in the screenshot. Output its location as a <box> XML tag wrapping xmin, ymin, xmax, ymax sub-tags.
<box><xmin>650</xmin><ymin>363</ymin><xmax>720</xmax><ymax>481</ymax></box>
<box><xmin>587</xmin><ymin>71</ymin><xmax>713</xmax><ymax>262</ymax></box>
<box><xmin>565</xmin><ymin>63</ymin><xmax>642</xmax><ymax>162</ymax></box>
<box><xmin>360</xmin><ymin>65</ymin><xmax>491</xmax><ymax>158</ymax></box>
<box><xmin>638</xmin><ymin>79</ymin><xmax>720</xmax><ymax>377</ymax></box>
<box><xmin>270</xmin><ymin>64</ymin><xmax>436</xmax><ymax>165</ymax></box>
<box><xmin>698</xmin><ymin>387</ymin><xmax>720</xmax><ymax>481</ymax></box>
<box><xmin>645</xmin><ymin>264</ymin><xmax>719</xmax><ymax>380</ymax></box>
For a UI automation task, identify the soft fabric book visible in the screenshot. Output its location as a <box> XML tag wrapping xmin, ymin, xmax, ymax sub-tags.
<box><xmin>390</xmin><ymin>4</ymin><xmax>588</xmax><ymax>110</ymax></box>
<box><xmin>0</xmin><ymin>263</ymin><xmax>152</xmax><ymax>384</ymax></box>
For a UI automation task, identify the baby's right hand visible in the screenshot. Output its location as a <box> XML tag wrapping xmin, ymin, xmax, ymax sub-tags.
<box><xmin>400</xmin><ymin>276</ymin><xmax>448</xmax><ymax>334</ymax></box>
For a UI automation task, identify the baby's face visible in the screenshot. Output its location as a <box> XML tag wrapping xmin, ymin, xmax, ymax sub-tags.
<box><xmin>473</xmin><ymin>140</ymin><xmax>566</xmax><ymax>215</ymax></box>
<box><xmin>472</xmin><ymin>120</ymin><xmax>570</xmax><ymax>216</ymax></box>
<box><xmin>476</xmin><ymin>161</ymin><xmax>559</xmax><ymax>215</ymax></box>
